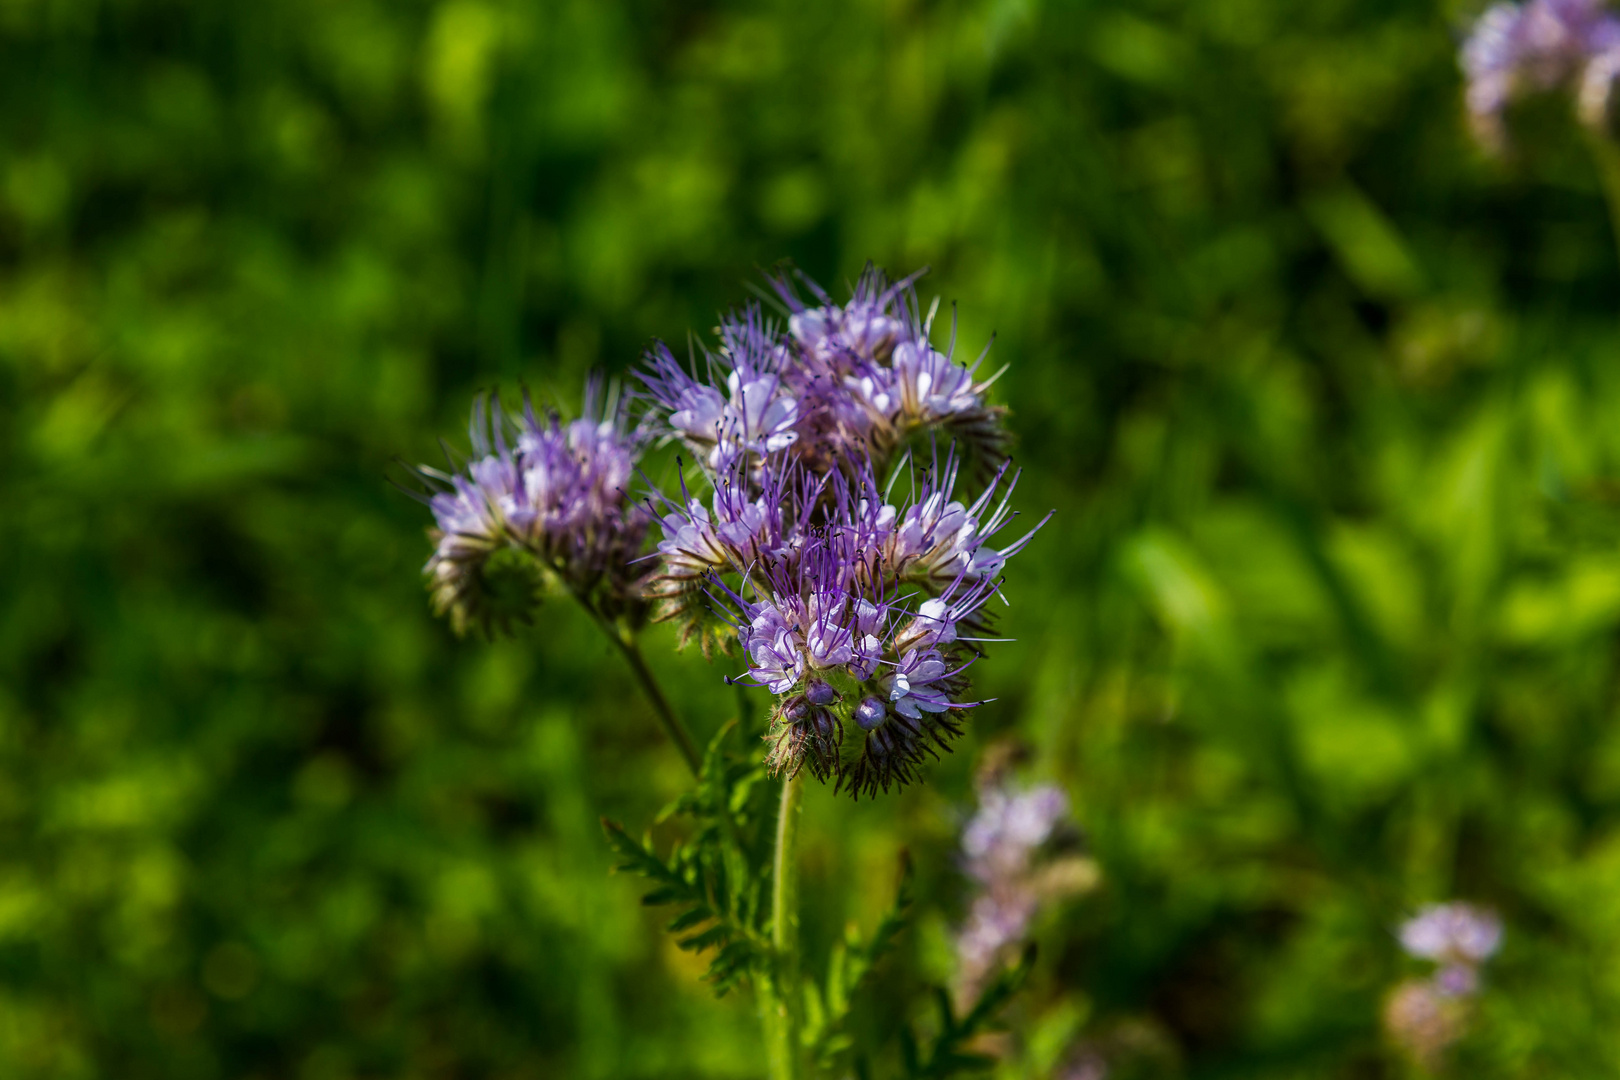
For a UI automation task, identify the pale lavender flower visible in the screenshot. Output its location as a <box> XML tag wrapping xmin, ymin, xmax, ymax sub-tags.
<box><xmin>1461</xmin><ymin>0</ymin><xmax>1620</xmax><ymax>145</ymax></box>
<box><xmin>777</xmin><ymin>265</ymin><xmax>921</xmax><ymax>373</ymax></box>
<box><xmin>1399</xmin><ymin>902</ymin><xmax>1504</xmax><ymax>965</ymax></box>
<box><xmin>1435</xmin><ymin>962</ymin><xmax>1481</xmax><ymax>997</ymax></box>
<box><xmin>962</xmin><ymin>783</ymin><xmax>1070</xmax><ymax>886</ymax></box>
<box><xmin>956</xmin><ymin>891</ymin><xmax>1039</xmax><ymax>992</ymax></box>
<box><xmin>954</xmin><ymin>778</ymin><xmax>1086</xmax><ymax>1003</ymax></box>
<box><xmin>1385</xmin><ymin>899</ymin><xmax>1501</xmax><ymax>1062</ymax></box>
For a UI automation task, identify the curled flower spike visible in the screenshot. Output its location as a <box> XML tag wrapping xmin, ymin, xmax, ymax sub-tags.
<box><xmin>771</xmin><ymin>264</ymin><xmax>1011</xmax><ymax>474</ymax></box>
<box><xmin>640</xmin><ymin>455</ymin><xmax>820</xmax><ymax>653</ymax></box>
<box><xmin>837</xmin><ymin>447</ymin><xmax>1052</xmax><ymax>597</ymax></box>
<box><xmin>409</xmin><ymin>379</ymin><xmax>648</xmax><ymax>636</ymax></box>
<box><xmin>709</xmin><ymin>528</ymin><xmax>985</xmax><ymax>797</ymax></box>
<box><xmin>639</xmin><ymin>307</ymin><xmax>800</xmax><ymax>471</ymax></box>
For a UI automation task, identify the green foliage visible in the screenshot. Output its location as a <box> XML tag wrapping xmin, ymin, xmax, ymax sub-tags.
<box><xmin>603</xmin><ymin>721</ymin><xmax>774</xmax><ymax>996</ymax></box>
<box><xmin>805</xmin><ymin>853</ymin><xmax>915</xmax><ymax>1071</ymax></box>
<box><xmin>899</xmin><ymin>948</ymin><xmax>1036</xmax><ymax>1079</ymax></box>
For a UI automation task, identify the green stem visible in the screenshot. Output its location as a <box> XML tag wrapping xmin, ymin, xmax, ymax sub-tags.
<box><xmin>607</xmin><ymin>627</ymin><xmax>702</xmax><ymax>776</ymax></box>
<box><xmin>555</xmin><ymin>571</ymin><xmax>700</xmax><ymax>774</ymax></box>
<box><xmin>760</xmin><ymin>772</ymin><xmax>805</xmax><ymax>1080</ymax></box>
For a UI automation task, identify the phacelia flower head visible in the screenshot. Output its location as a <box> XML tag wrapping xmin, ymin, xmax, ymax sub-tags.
<box><xmin>1399</xmin><ymin>902</ymin><xmax>1504</xmax><ymax>966</ymax></box>
<box><xmin>637</xmin><ymin>266</ymin><xmax>1044</xmax><ymax>796</ymax></box>
<box><xmin>770</xmin><ymin>264</ymin><xmax>1011</xmax><ymax>474</ymax></box>
<box><xmin>639</xmin><ymin>305</ymin><xmax>800</xmax><ymax>472</ymax></box>
<box><xmin>838</xmin><ymin>447</ymin><xmax>1051</xmax><ymax>597</ymax></box>
<box><xmin>412</xmin><ymin>379</ymin><xmax>648</xmax><ymax>635</ymax></box>
<box><xmin>1461</xmin><ymin>0</ymin><xmax>1620</xmax><ymax>146</ymax></box>
<box><xmin>714</xmin><ymin>532</ymin><xmax>979</xmax><ymax>795</ymax></box>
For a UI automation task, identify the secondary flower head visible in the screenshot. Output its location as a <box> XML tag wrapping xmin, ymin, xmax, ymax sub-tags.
<box><xmin>414</xmin><ymin>380</ymin><xmax>648</xmax><ymax>635</ymax></box>
<box><xmin>1385</xmin><ymin>900</ymin><xmax>1503</xmax><ymax>1066</ymax></box>
<box><xmin>1461</xmin><ymin>0</ymin><xmax>1620</xmax><ymax>145</ymax></box>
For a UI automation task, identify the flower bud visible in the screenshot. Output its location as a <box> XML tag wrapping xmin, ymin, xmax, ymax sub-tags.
<box><xmin>805</xmin><ymin>679</ymin><xmax>839</xmax><ymax>706</ymax></box>
<box><xmin>855</xmin><ymin>696</ymin><xmax>887</xmax><ymax>730</ymax></box>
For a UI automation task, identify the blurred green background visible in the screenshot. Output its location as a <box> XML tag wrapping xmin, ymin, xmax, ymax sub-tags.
<box><xmin>6</xmin><ymin>0</ymin><xmax>1620</xmax><ymax>1075</ymax></box>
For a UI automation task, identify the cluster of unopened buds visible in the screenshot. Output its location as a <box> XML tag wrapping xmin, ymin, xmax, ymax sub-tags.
<box><xmin>1462</xmin><ymin>0</ymin><xmax>1620</xmax><ymax>147</ymax></box>
<box><xmin>1383</xmin><ymin>902</ymin><xmax>1504</xmax><ymax>1070</ymax></box>
<box><xmin>410</xmin><ymin>265</ymin><xmax>1048</xmax><ymax>797</ymax></box>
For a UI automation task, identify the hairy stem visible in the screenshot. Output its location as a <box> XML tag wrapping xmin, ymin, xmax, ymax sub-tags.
<box><xmin>760</xmin><ymin>772</ymin><xmax>805</xmax><ymax>1080</ymax></box>
<box><xmin>608</xmin><ymin>628</ymin><xmax>702</xmax><ymax>775</ymax></box>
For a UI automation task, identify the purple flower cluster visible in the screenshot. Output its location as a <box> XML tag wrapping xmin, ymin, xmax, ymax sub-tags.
<box><xmin>640</xmin><ymin>266</ymin><xmax>1007</xmax><ymax>480</ymax></box>
<box><xmin>647</xmin><ymin>447</ymin><xmax>1043</xmax><ymax>795</ymax></box>
<box><xmin>955</xmin><ymin>780</ymin><xmax>1092</xmax><ymax>1002</ymax></box>
<box><xmin>1398</xmin><ymin>901</ymin><xmax>1503</xmax><ymax>997</ymax></box>
<box><xmin>637</xmin><ymin>267</ymin><xmax>1044</xmax><ymax>796</ymax></box>
<box><xmin>413</xmin><ymin>381</ymin><xmax>647</xmax><ymax>636</ymax></box>
<box><xmin>1462</xmin><ymin>0</ymin><xmax>1620</xmax><ymax>145</ymax></box>
<box><xmin>1384</xmin><ymin>902</ymin><xmax>1504</xmax><ymax>1069</ymax></box>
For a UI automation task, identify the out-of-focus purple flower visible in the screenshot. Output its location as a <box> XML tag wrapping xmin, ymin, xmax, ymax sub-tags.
<box><xmin>956</xmin><ymin>891</ymin><xmax>1038</xmax><ymax>992</ymax></box>
<box><xmin>1384</xmin><ymin>979</ymin><xmax>1466</xmax><ymax>1071</ymax></box>
<box><xmin>1461</xmin><ymin>0</ymin><xmax>1620</xmax><ymax>145</ymax></box>
<box><xmin>962</xmin><ymin>783</ymin><xmax>1070</xmax><ymax>886</ymax></box>
<box><xmin>1435</xmin><ymin>962</ymin><xmax>1481</xmax><ymax>997</ymax></box>
<box><xmin>414</xmin><ymin>381</ymin><xmax>647</xmax><ymax>635</ymax></box>
<box><xmin>954</xmin><ymin>777</ymin><xmax>1091</xmax><ymax>1003</ymax></box>
<box><xmin>1384</xmin><ymin>899</ymin><xmax>1502</xmax><ymax>1064</ymax></box>
<box><xmin>1399</xmin><ymin>902</ymin><xmax>1504</xmax><ymax>965</ymax></box>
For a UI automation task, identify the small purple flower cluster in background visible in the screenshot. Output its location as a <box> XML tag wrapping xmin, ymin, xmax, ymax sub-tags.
<box><xmin>412</xmin><ymin>380</ymin><xmax>647</xmax><ymax>636</ymax></box>
<box><xmin>1384</xmin><ymin>902</ymin><xmax>1504</xmax><ymax>1068</ymax></box>
<box><xmin>638</xmin><ymin>266</ymin><xmax>1047</xmax><ymax>797</ymax></box>
<box><xmin>954</xmin><ymin>776</ymin><xmax>1095</xmax><ymax>1004</ymax></box>
<box><xmin>1462</xmin><ymin>0</ymin><xmax>1620</xmax><ymax>146</ymax></box>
